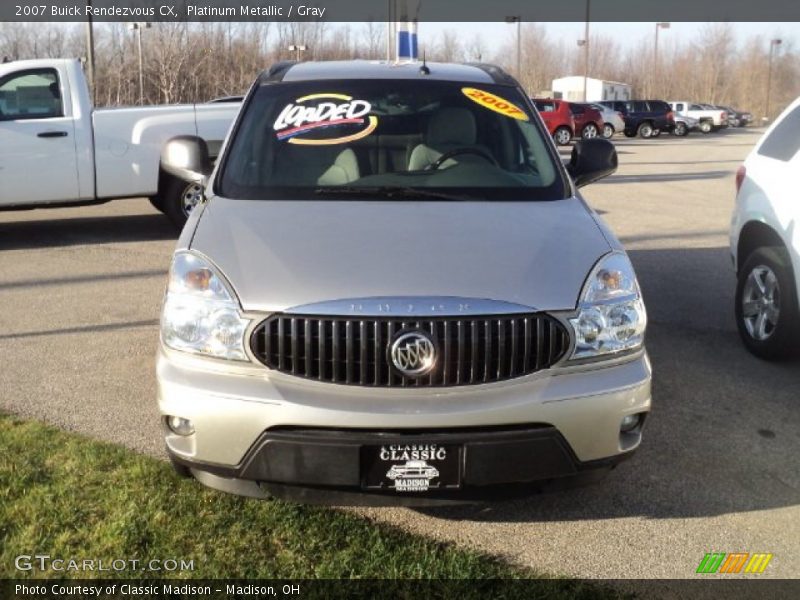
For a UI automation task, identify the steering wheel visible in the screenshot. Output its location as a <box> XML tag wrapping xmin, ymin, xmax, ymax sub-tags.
<box><xmin>426</xmin><ymin>147</ymin><xmax>498</xmax><ymax>171</ymax></box>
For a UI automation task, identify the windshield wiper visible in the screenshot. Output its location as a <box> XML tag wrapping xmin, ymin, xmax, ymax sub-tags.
<box><xmin>313</xmin><ymin>186</ymin><xmax>479</xmax><ymax>202</ymax></box>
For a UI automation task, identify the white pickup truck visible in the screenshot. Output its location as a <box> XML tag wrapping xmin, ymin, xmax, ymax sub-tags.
<box><xmin>0</xmin><ymin>58</ymin><xmax>240</xmax><ymax>226</ymax></box>
<box><xmin>668</xmin><ymin>101</ymin><xmax>728</xmax><ymax>134</ymax></box>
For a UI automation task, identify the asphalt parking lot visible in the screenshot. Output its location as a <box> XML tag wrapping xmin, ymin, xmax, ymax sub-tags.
<box><xmin>1</xmin><ymin>127</ymin><xmax>798</xmax><ymax>579</ymax></box>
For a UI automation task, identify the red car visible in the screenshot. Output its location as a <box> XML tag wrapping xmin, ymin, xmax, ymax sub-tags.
<box><xmin>532</xmin><ymin>99</ymin><xmax>604</xmax><ymax>145</ymax></box>
<box><xmin>568</xmin><ymin>102</ymin><xmax>604</xmax><ymax>140</ymax></box>
<box><xmin>532</xmin><ymin>98</ymin><xmax>575</xmax><ymax>146</ymax></box>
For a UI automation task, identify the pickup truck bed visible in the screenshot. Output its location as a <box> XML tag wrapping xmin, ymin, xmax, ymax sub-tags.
<box><xmin>0</xmin><ymin>58</ymin><xmax>240</xmax><ymax>227</ymax></box>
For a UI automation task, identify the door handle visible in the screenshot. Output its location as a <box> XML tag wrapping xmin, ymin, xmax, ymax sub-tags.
<box><xmin>37</xmin><ymin>131</ymin><xmax>68</xmax><ymax>138</ymax></box>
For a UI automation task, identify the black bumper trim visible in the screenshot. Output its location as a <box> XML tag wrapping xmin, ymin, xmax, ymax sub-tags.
<box><xmin>169</xmin><ymin>424</ymin><xmax>634</xmax><ymax>499</ymax></box>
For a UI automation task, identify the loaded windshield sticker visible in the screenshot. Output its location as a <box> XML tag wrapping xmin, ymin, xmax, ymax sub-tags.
<box><xmin>273</xmin><ymin>93</ymin><xmax>378</xmax><ymax>145</ymax></box>
<box><xmin>461</xmin><ymin>87</ymin><xmax>529</xmax><ymax>121</ymax></box>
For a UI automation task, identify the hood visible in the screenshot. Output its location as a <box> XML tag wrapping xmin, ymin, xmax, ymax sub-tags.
<box><xmin>190</xmin><ymin>196</ymin><xmax>612</xmax><ymax>313</ymax></box>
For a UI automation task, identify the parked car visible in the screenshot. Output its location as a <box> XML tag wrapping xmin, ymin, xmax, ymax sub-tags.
<box><xmin>157</xmin><ymin>61</ymin><xmax>651</xmax><ymax>504</ymax></box>
<box><xmin>0</xmin><ymin>58</ymin><xmax>239</xmax><ymax>227</ymax></box>
<box><xmin>730</xmin><ymin>96</ymin><xmax>800</xmax><ymax>359</ymax></box>
<box><xmin>589</xmin><ymin>102</ymin><xmax>626</xmax><ymax>138</ymax></box>
<box><xmin>699</xmin><ymin>104</ymin><xmax>731</xmax><ymax>128</ymax></box>
<box><xmin>668</xmin><ymin>101</ymin><xmax>728</xmax><ymax>133</ymax></box>
<box><xmin>672</xmin><ymin>113</ymin><xmax>700</xmax><ymax>137</ymax></box>
<box><xmin>719</xmin><ymin>106</ymin><xmax>752</xmax><ymax>128</ymax></box>
<box><xmin>568</xmin><ymin>102</ymin><xmax>604</xmax><ymax>139</ymax></box>
<box><xmin>598</xmin><ymin>99</ymin><xmax>675</xmax><ymax>138</ymax></box>
<box><xmin>532</xmin><ymin>98</ymin><xmax>575</xmax><ymax>145</ymax></box>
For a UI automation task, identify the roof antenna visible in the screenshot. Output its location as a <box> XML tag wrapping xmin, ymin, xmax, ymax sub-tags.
<box><xmin>419</xmin><ymin>51</ymin><xmax>430</xmax><ymax>75</ymax></box>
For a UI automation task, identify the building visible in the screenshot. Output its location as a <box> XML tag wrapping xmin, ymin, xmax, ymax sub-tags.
<box><xmin>551</xmin><ymin>77</ymin><xmax>632</xmax><ymax>102</ymax></box>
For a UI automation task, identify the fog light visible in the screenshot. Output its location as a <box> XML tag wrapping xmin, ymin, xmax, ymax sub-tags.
<box><xmin>167</xmin><ymin>416</ymin><xmax>195</xmax><ymax>436</ymax></box>
<box><xmin>620</xmin><ymin>414</ymin><xmax>641</xmax><ymax>433</ymax></box>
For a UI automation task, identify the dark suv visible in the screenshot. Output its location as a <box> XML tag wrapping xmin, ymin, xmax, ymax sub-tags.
<box><xmin>599</xmin><ymin>100</ymin><xmax>675</xmax><ymax>138</ymax></box>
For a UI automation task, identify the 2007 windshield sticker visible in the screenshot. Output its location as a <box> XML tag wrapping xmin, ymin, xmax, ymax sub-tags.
<box><xmin>273</xmin><ymin>93</ymin><xmax>378</xmax><ymax>145</ymax></box>
<box><xmin>461</xmin><ymin>88</ymin><xmax>529</xmax><ymax>121</ymax></box>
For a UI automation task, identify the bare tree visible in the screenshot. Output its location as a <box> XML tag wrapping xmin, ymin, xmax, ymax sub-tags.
<box><xmin>0</xmin><ymin>22</ymin><xmax>795</xmax><ymax>118</ymax></box>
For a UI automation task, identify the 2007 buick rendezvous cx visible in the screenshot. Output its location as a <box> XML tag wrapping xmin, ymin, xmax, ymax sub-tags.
<box><xmin>156</xmin><ymin>61</ymin><xmax>651</xmax><ymax>504</ymax></box>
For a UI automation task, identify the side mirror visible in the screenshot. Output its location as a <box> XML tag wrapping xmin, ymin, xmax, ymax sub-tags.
<box><xmin>161</xmin><ymin>135</ymin><xmax>213</xmax><ymax>184</ymax></box>
<box><xmin>566</xmin><ymin>138</ymin><xmax>617</xmax><ymax>188</ymax></box>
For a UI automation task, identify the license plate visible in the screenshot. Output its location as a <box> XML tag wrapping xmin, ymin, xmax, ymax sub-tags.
<box><xmin>361</xmin><ymin>443</ymin><xmax>462</xmax><ymax>492</ymax></box>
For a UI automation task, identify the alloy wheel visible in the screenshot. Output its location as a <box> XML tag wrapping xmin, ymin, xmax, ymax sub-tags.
<box><xmin>741</xmin><ymin>265</ymin><xmax>781</xmax><ymax>341</ymax></box>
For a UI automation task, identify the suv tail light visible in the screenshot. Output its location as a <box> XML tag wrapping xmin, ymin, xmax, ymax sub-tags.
<box><xmin>720</xmin><ymin>111</ymin><xmax>727</xmax><ymax>121</ymax></box>
<box><xmin>735</xmin><ymin>165</ymin><xmax>746</xmax><ymax>194</ymax></box>
<box><xmin>667</xmin><ymin>110</ymin><xmax>674</xmax><ymax>123</ymax></box>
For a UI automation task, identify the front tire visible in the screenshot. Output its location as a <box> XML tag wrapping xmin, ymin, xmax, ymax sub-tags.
<box><xmin>161</xmin><ymin>175</ymin><xmax>204</xmax><ymax>230</ymax></box>
<box><xmin>554</xmin><ymin>126</ymin><xmax>572</xmax><ymax>146</ymax></box>
<box><xmin>735</xmin><ymin>247</ymin><xmax>799</xmax><ymax>360</ymax></box>
<box><xmin>673</xmin><ymin>122</ymin><xmax>688</xmax><ymax>136</ymax></box>
<box><xmin>602</xmin><ymin>123</ymin><xmax>615</xmax><ymax>138</ymax></box>
<box><xmin>581</xmin><ymin>123</ymin><xmax>598</xmax><ymax>139</ymax></box>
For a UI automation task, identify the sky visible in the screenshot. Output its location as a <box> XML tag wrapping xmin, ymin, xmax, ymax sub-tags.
<box><xmin>419</xmin><ymin>21</ymin><xmax>799</xmax><ymax>52</ymax></box>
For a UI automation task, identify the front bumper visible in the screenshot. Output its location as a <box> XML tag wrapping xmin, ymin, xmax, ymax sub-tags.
<box><xmin>158</xmin><ymin>348</ymin><xmax>651</xmax><ymax>502</ymax></box>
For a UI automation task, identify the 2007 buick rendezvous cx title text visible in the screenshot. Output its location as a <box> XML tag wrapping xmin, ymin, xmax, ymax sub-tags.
<box><xmin>156</xmin><ymin>60</ymin><xmax>651</xmax><ymax>505</ymax></box>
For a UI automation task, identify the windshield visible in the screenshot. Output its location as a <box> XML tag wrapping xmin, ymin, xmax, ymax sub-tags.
<box><xmin>218</xmin><ymin>79</ymin><xmax>566</xmax><ymax>201</ymax></box>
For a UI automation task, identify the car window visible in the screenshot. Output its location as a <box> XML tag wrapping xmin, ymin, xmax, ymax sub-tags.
<box><xmin>757</xmin><ymin>104</ymin><xmax>800</xmax><ymax>162</ymax></box>
<box><xmin>533</xmin><ymin>100</ymin><xmax>555</xmax><ymax>112</ymax></box>
<box><xmin>0</xmin><ymin>68</ymin><xmax>63</xmax><ymax>120</ymax></box>
<box><xmin>675</xmin><ymin>103</ymin><xmax>684</xmax><ymax>111</ymax></box>
<box><xmin>219</xmin><ymin>79</ymin><xmax>564</xmax><ymax>201</ymax></box>
<box><xmin>569</xmin><ymin>103</ymin><xmax>585</xmax><ymax>115</ymax></box>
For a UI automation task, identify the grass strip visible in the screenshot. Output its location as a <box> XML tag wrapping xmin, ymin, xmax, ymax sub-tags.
<box><xmin>0</xmin><ymin>414</ymin><xmax>626</xmax><ymax>597</ymax></box>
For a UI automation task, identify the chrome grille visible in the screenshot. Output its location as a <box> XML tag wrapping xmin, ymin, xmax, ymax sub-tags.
<box><xmin>250</xmin><ymin>314</ymin><xmax>570</xmax><ymax>387</ymax></box>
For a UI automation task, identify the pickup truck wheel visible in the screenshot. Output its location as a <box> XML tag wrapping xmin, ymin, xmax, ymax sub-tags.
<box><xmin>637</xmin><ymin>122</ymin><xmax>653</xmax><ymax>138</ymax></box>
<box><xmin>163</xmin><ymin>177</ymin><xmax>204</xmax><ymax>229</ymax></box>
<box><xmin>650</xmin><ymin>128</ymin><xmax>661</xmax><ymax>137</ymax></box>
<box><xmin>735</xmin><ymin>247</ymin><xmax>800</xmax><ymax>360</ymax></box>
<box><xmin>581</xmin><ymin>123</ymin><xmax>598</xmax><ymax>139</ymax></box>
<box><xmin>554</xmin><ymin>126</ymin><xmax>572</xmax><ymax>146</ymax></box>
<box><xmin>602</xmin><ymin>124</ymin><xmax>615</xmax><ymax>138</ymax></box>
<box><xmin>699</xmin><ymin>121</ymin><xmax>713</xmax><ymax>134</ymax></box>
<box><xmin>673</xmin><ymin>122</ymin><xmax>688</xmax><ymax>136</ymax></box>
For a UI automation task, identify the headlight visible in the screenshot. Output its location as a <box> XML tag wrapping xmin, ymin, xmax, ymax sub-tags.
<box><xmin>569</xmin><ymin>252</ymin><xmax>647</xmax><ymax>360</ymax></box>
<box><xmin>161</xmin><ymin>252</ymin><xmax>249</xmax><ymax>361</ymax></box>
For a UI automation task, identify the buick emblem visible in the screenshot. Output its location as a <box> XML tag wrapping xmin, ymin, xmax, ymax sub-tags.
<box><xmin>390</xmin><ymin>332</ymin><xmax>436</xmax><ymax>376</ymax></box>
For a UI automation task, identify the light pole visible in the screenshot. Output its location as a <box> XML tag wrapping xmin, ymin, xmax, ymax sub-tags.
<box><xmin>128</xmin><ymin>22</ymin><xmax>151</xmax><ymax>106</ymax></box>
<box><xmin>653</xmin><ymin>22</ymin><xmax>670</xmax><ymax>98</ymax></box>
<box><xmin>85</xmin><ymin>0</ymin><xmax>96</xmax><ymax>104</ymax></box>
<box><xmin>505</xmin><ymin>16</ymin><xmax>521</xmax><ymax>80</ymax></box>
<box><xmin>765</xmin><ymin>38</ymin><xmax>782</xmax><ymax>123</ymax></box>
<box><xmin>289</xmin><ymin>44</ymin><xmax>308</xmax><ymax>62</ymax></box>
<box><xmin>582</xmin><ymin>0</ymin><xmax>590</xmax><ymax>102</ymax></box>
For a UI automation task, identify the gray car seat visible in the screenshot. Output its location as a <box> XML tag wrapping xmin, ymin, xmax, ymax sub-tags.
<box><xmin>407</xmin><ymin>107</ymin><xmax>491</xmax><ymax>171</ymax></box>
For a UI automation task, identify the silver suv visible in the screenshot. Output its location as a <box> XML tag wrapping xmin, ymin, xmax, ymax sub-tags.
<box><xmin>157</xmin><ymin>61</ymin><xmax>651</xmax><ymax>504</ymax></box>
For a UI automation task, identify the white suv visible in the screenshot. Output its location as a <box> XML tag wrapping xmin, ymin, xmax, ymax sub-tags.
<box><xmin>730</xmin><ymin>97</ymin><xmax>800</xmax><ymax>359</ymax></box>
